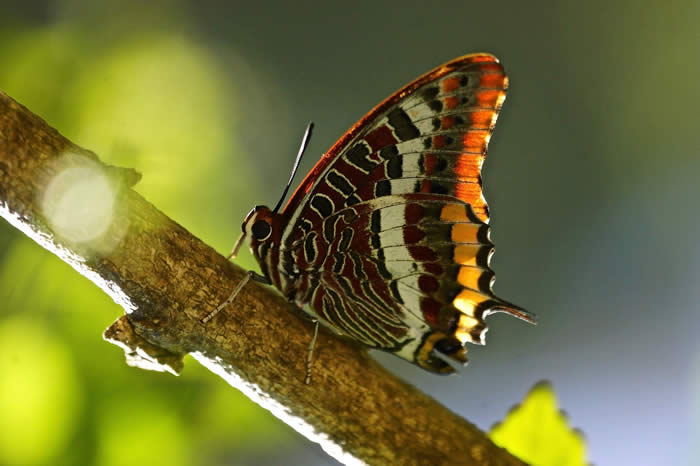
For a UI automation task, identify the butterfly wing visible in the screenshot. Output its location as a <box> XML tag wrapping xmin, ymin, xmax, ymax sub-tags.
<box><xmin>280</xmin><ymin>54</ymin><xmax>533</xmax><ymax>372</ymax></box>
<box><xmin>283</xmin><ymin>53</ymin><xmax>506</xmax><ymax>229</ymax></box>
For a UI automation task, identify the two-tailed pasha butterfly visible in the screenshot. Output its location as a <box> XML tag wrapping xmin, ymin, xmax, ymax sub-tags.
<box><xmin>203</xmin><ymin>54</ymin><xmax>534</xmax><ymax>380</ymax></box>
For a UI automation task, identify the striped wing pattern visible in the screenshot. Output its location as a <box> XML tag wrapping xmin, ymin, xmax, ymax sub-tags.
<box><xmin>253</xmin><ymin>54</ymin><xmax>532</xmax><ymax>373</ymax></box>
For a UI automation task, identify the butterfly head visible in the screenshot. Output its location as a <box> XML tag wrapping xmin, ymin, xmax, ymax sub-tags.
<box><xmin>241</xmin><ymin>205</ymin><xmax>281</xmax><ymax>246</ymax></box>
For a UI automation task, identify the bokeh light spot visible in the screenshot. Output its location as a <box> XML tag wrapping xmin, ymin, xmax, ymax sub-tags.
<box><xmin>41</xmin><ymin>155</ymin><xmax>115</xmax><ymax>244</ymax></box>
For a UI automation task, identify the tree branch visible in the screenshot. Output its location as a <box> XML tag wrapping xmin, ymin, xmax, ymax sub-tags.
<box><xmin>0</xmin><ymin>90</ymin><xmax>525</xmax><ymax>466</ymax></box>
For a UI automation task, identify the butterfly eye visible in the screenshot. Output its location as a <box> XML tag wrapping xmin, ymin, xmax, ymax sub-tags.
<box><xmin>251</xmin><ymin>220</ymin><xmax>272</xmax><ymax>241</ymax></box>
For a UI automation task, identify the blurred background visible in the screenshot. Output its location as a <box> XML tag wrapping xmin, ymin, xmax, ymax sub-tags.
<box><xmin>0</xmin><ymin>0</ymin><xmax>698</xmax><ymax>464</ymax></box>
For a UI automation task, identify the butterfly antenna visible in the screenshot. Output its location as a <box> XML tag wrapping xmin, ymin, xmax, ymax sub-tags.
<box><xmin>272</xmin><ymin>122</ymin><xmax>314</xmax><ymax>214</ymax></box>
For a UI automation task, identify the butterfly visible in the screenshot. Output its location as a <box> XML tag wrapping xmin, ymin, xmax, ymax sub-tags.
<box><xmin>204</xmin><ymin>53</ymin><xmax>534</xmax><ymax>377</ymax></box>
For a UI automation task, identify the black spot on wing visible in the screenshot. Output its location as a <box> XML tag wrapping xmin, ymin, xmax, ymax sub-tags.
<box><xmin>339</xmin><ymin>227</ymin><xmax>353</xmax><ymax>252</ymax></box>
<box><xmin>476</xmin><ymin>224</ymin><xmax>491</xmax><ymax>244</ymax></box>
<box><xmin>350</xmin><ymin>251</ymin><xmax>368</xmax><ymax>280</ymax></box>
<box><xmin>299</xmin><ymin>219</ymin><xmax>312</xmax><ymax>235</ymax></box>
<box><xmin>387</xmin><ymin>157</ymin><xmax>403</xmax><ymax>179</ymax></box>
<box><xmin>428</xmin><ymin>100</ymin><xmax>443</xmax><ymax>112</ymax></box>
<box><xmin>435</xmin><ymin>156</ymin><xmax>448</xmax><ymax>172</ymax></box>
<box><xmin>375</xmin><ymin>180</ymin><xmax>392</xmax><ymax>197</ymax></box>
<box><xmin>380</xmin><ymin>145</ymin><xmax>399</xmax><ymax>160</ymax></box>
<box><xmin>478</xmin><ymin>270</ymin><xmax>495</xmax><ymax>293</ymax></box>
<box><xmin>371</xmin><ymin>233</ymin><xmax>381</xmax><ymax>249</ymax></box>
<box><xmin>323</xmin><ymin>216</ymin><xmax>337</xmax><ymax>244</ymax></box>
<box><xmin>304</xmin><ymin>232</ymin><xmax>317</xmax><ymax>263</ymax></box>
<box><xmin>476</xmin><ymin>246</ymin><xmax>492</xmax><ymax>268</ymax></box>
<box><xmin>375</xmin><ymin>250</ymin><xmax>392</xmax><ymax>280</ymax></box>
<box><xmin>327</xmin><ymin>171</ymin><xmax>354</xmax><ymax>196</ymax></box>
<box><xmin>422</xmin><ymin>86</ymin><xmax>439</xmax><ymax>101</ymax></box>
<box><xmin>345</xmin><ymin>143</ymin><xmax>374</xmax><ymax>173</ymax></box>
<box><xmin>311</xmin><ymin>195</ymin><xmax>333</xmax><ymax>217</ymax></box>
<box><xmin>333</xmin><ymin>253</ymin><xmax>345</xmax><ymax>274</ymax></box>
<box><xmin>387</xmin><ymin>107</ymin><xmax>420</xmax><ymax>141</ymax></box>
<box><xmin>389</xmin><ymin>280</ymin><xmax>404</xmax><ymax>304</ymax></box>
<box><xmin>346</xmin><ymin>194</ymin><xmax>362</xmax><ymax>206</ymax></box>
<box><xmin>370</xmin><ymin>210</ymin><xmax>381</xmax><ymax>233</ymax></box>
<box><xmin>430</xmin><ymin>182</ymin><xmax>449</xmax><ymax>195</ymax></box>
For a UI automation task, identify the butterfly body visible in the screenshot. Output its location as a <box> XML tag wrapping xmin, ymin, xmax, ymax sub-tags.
<box><xmin>240</xmin><ymin>54</ymin><xmax>533</xmax><ymax>374</ymax></box>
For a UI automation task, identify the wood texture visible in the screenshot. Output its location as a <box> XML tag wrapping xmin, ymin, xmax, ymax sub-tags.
<box><xmin>0</xmin><ymin>90</ymin><xmax>525</xmax><ymax>466</ymax></box>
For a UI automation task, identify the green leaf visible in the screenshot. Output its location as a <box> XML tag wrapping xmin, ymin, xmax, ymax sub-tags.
<box><xmin>489</xmin><ymin>381</ymin><xmax>588</xmax><ymax>466</ymax></box>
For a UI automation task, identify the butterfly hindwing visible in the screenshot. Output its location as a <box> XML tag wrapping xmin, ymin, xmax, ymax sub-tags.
<box><xmin>285</xmin><ymin>192</ymin><xmax>531</xmax><ymax>373</ymax></box>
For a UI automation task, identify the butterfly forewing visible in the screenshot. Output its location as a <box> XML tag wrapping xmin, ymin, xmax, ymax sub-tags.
<box><xmin>256</xmin><ymin>54</ymin><xmax>532</xmax><ymax>373</ymax></box>
<box><xmin>283</xmin><ymin>54</ymin><xmax>507</xmax><ymax>228</ymax></box>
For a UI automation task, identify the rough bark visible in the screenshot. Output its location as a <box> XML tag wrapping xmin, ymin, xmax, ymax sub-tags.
<box><xmin>0</xmin><ymin>90</ymin><xmax>525</xmax><ymax>466</ymax></box>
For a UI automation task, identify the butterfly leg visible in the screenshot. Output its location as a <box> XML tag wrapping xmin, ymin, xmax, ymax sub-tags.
<box><xmin>201</xmin><ymin>270</ymin><xmax>270</xmax><ymax>324</ymax></box>
<box><xmin>304</xmin><ymin>320</ymin><xmax>319</xmax><ymax>385</ymax></box>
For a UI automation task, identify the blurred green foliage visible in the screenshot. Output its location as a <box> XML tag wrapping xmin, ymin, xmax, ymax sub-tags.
<box><xmin>0</xmin><ymin>14</ymin><xmax>291</xmax><ymax>466</ymax></box>
<box><xmin>0</xmin><ymin>316</ymin><xmax>81</xmax><ymax>465</ymax></box>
